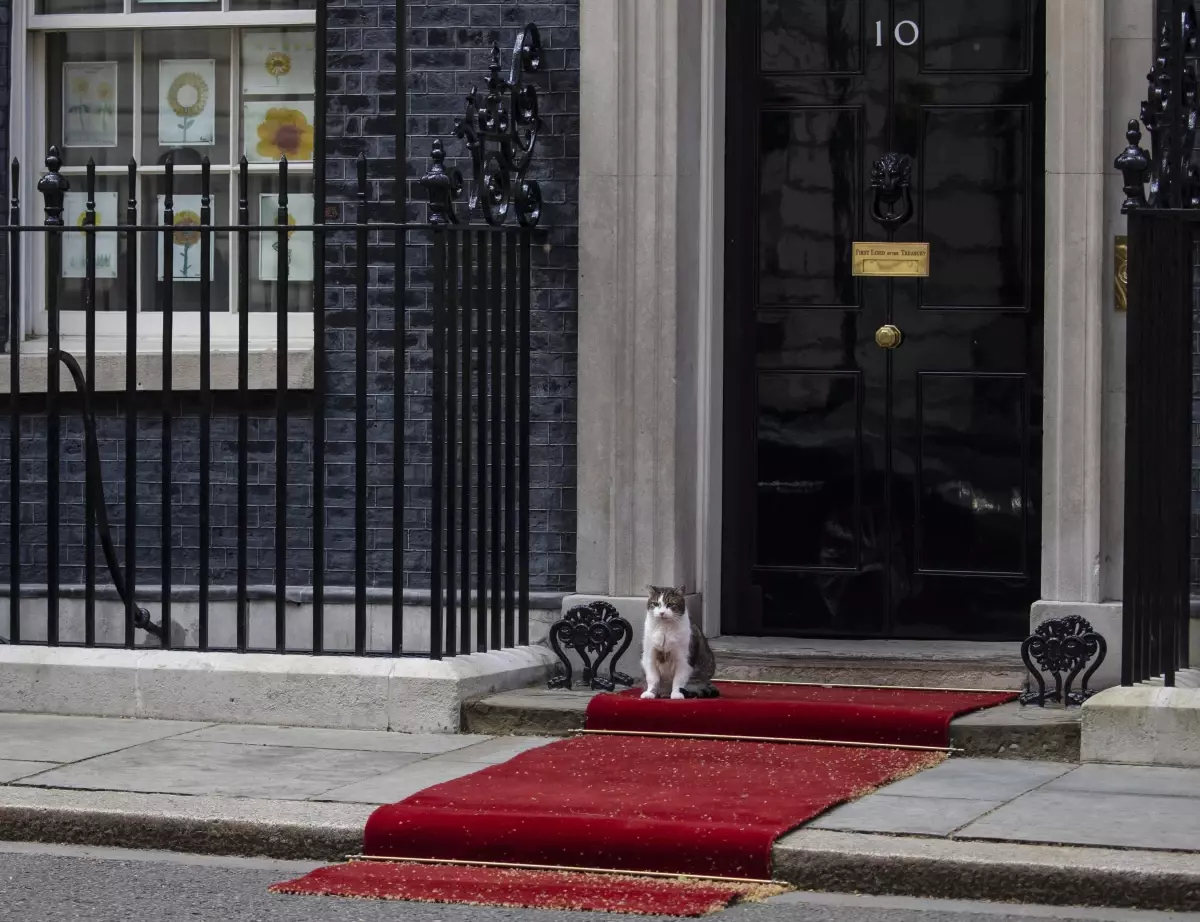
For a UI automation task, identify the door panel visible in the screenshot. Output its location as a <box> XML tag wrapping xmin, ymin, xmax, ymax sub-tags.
<box><xmin>723</xmin><ymin>0</ymin><xmax>1044</xmax><ymax>641</ymax></box>
<box><xmin>759</xmin><ymin>108</ymin><xmax>862</xmax><ymax>308</ymax></box>
<box><xmin>760</xmin><ymin>0</ymin><xmax>865</xmax><ymax>74</ymax></box>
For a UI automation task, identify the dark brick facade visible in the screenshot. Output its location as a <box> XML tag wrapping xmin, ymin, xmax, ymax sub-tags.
<box><xmin>0</xmin><ymin>0</ymin><xmax>579</xmax><ymax>597</ymax></box>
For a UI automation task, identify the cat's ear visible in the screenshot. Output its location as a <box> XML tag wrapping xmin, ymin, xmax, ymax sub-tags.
<box><xmin>675</xmin><ymin>584</ymin><xmax>687</xmax><ymax>596</ymax></box>
<box><xmin>646</xmin><ymin>585</ymin><xmax>659</xmax><ymax>597</ymax></box>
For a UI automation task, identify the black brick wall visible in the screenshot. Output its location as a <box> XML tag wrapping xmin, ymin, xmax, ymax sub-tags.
<box><xmin>0</xmin><ymin>0</ymin><xmax>579</xmax><ymax>598</ymax></box>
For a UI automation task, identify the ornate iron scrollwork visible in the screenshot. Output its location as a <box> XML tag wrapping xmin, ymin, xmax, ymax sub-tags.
<box><xmin>420</xmin><ymin>24</ymin><xmax>544</xmax><ymax>227</ymax></box>
<box><xmin>1020</xmin><ymin>615</ymin><xmax>1107</xmax><ymax>708</ymax></box>
<box><xmin>546</xmin><ymin>601</ymin><xmax>635</xmax><ymax>691</ymax></box>
<box><xmin>869</xmin><ymin>153</ymin><xmax>914</xmax><ymax>232</ymax></box>
<box><xmin>1115</xmin><ymin>0</ymin><xmax>1200</xmax><ymax>211</ymax></box>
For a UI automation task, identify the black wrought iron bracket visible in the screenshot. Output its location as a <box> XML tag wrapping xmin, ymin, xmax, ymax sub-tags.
<box><xmin>420</xmin><ymin>24</ymin><xmax>544</xmax><ymax>227</ymax></box>
<box><xmin>32</xmin><ymin>150</ymin><xmax>163</xmax><ymax>642</ymax></box>
<box><xmin>1114</xmin><ymin>0</ymin><xmax>1200</xmax><ymax>211</ymax></box>
<box><xmin>546</xmin><ymin>601</ymin><xmax>635</xmax><ymax>691</ymax></box>
<box><xmin>1020</xmin><ymin>615</ymin><xmax>1107</xmax><ymax>708</ymax></box>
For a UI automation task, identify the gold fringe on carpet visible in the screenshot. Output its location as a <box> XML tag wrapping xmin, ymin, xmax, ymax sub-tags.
<box><xmin>574</xmin><ymin>727</ymin><xmax>961</xmax><ymax>753</ymax></box>
<box><xmin>345</xmin><ymin>854</ymin><xmax>782</xmax><ymax>886</ymax></box>
<box><xmin>715</xmin><ymin>678</ymin><xmax>1017</xmax><ymax>694</ymax></box>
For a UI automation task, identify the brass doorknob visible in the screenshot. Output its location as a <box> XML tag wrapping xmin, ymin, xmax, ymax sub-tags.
<box><xmin>875</xmin><ymin>324</ymin><xmax>903</xmax><ymax>349</ymax></box>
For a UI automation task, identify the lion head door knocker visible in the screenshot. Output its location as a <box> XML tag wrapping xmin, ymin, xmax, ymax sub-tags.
<box><xmin>870</xmin><ymin>153</ymin><xmax>914</xmax><ymax>233</ymax></box>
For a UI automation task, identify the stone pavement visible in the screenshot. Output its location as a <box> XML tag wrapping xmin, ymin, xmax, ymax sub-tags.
<box><xmin>2</xmin><ymin>712</ymin><xmax>1200</xmax><ymax>910</ymax></box>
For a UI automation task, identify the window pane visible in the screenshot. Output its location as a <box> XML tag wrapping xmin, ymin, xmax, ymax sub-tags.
<box><xmin>247</xmin><ymin>172</ymin><xmax>314</xmax><ymax>313</ymax></box>
<box><xmin>139</xmin><ymin>174</ymin><xmax>231</xmax><ymax>314</ymax></box>
<box><xmin>47</xmin><ymin>33</ymin><xmax>135</xmax><ymax>168</ymax></box>
<box><xmin>229</xmin><ymin>0</ymin><xmax>315</xmax><ymax>10</ymax></box>
<box><xmin>143</xmin><ymin>30</ymin><xmax>232</xmax><ymax>166</ymax></box>
<box><xmin>52</xmin><ymin>174</ymin><xmax>132</xmax><ymax>315</ymax></box>
<box><xmin>38</xmin><ymin>0</ymin><xmax>121</xmax><ymax>14</ymax></box>
<box><xmin>240</xmin><ymin>28</ymin><xmax>316</xmax><ymax>164</ymax></box>
<box><xmin>136</xmin><ymin>0</ymin><xmax>221</xmax><ymax>13</ymax></box>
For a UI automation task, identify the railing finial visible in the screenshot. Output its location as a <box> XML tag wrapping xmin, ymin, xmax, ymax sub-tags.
<box><xmin>1116</xmin><ymin>119</ymin><xmax>1151</xmax><ymax>213</ymax></box>
<box><xmin>420</xmin><ymin>139</ymin><xmax>463</xmax><ymax>227</ymax></box>
<box><xmin>37</xmin><ymin>146</ymin><xmax>70</xmax><ymax>226</ymax></box>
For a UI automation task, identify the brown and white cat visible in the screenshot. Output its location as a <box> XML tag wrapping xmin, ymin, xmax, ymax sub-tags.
<box><xmin>640</xmin><ymin>585</ymin><xmax>718</xmax><ymax>699</ymax></box>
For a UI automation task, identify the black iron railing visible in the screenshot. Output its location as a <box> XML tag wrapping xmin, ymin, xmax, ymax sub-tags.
<box><xmin>0</xmin><ymin>147</ymin><xmax>534</xmax><ymax>658</ymax></box>
<box><xmin>1113</xmin><ymin>0</ymin><xmax>1198</xmax><ymax>685</ymax></box>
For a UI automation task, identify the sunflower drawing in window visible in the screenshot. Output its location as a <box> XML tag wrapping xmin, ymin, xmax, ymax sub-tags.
<box><xmin>96</xmin><ymin>80</ymin><xmax>114</xmax><ymax>135</ymax></box>
<box><xmin>172</xmin><ymin>210</ymin><xmax>202</xmax><ymax>278</ymax></box>
<box><xmin>264</xmin><ymin>51</ymin><xmax>292</xmax><ymax>86</ymax></box>
<box><xmin>272</xmin><ymin>212</ymin><xmax>297</xmax><ymax>267</ymax></box>
<box><xmin>254</xmin><ymin>106</ymin><xmax>314</xmax><ymax>162</ymax></box>
<box><xmin>167</xmin><ymin>71</ymin><xmax>209</xmax><ymax>143</ymax></box>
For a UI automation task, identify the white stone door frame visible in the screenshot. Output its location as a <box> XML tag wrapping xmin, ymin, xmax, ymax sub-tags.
<box><xmin>575</xmin><ymin>0</ymin><xmax>1112</xmax><ymax>642</ymax></box>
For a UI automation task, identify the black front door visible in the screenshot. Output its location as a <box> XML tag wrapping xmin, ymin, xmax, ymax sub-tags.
<box><xmin>722</xmin><ymin>1</ymin><xmax>1045</xmax><ymax>640</ymax></box>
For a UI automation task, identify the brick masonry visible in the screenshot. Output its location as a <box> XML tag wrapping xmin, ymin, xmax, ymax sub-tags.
<box><xmin>0</xmin><ymin>0</ymin><xmax>579</xmax><ymax>601</ymax></box>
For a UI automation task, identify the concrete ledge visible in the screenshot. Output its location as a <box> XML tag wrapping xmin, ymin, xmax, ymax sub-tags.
<box><xmin>772</xmin><ymin>829</ymin><xmax>1200</xmax><ymax>912</ymax></box>
<box><xmin>0</xmin><ymin>645</ymin><xmax>556</xmax><ymax>733</ymax></box>
<box><xmin>1081</xmin><ymin>681</ymin><xmax>1200</xmax><ymax>767</ymax></box>
<box><xmin>0</xmin><ymin>787</ymin><xmax>368</xmax><ymax>861</ymax></box>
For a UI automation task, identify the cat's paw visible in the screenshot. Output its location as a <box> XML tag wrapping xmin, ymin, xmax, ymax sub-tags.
<box><xmin>639</xmin><ymin>690</ymin><xmax>656</xmax><ymax>700</ymax></box>
<box><xmin>670</xmin><ymin>690</ymin><xmax>686</xmax><ymax>700</ymax></box>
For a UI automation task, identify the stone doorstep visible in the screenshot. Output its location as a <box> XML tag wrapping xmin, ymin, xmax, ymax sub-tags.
<box><xmin>2</xmin><ymin>788</ymin><xmax>1198</xmax><ymax>912</ymax></box>
<box><xmin>463</xmin><ymin>689</ymin><xmax>1083</xmax><ymax>762</ymax></box>
<box><xmin>708</xmin><ymin>637</ymin><xmax>1028</xmax><ymax>689</ymax></box>
<box><xmin>1082</xmin><ymin>679</ymin><xmax>1200</xmax><ymax>768</ymax></box>
<box><xmin>0</xmin><ymin>645</ymin><xmax>557</xmax><ymax>733</ymax></box>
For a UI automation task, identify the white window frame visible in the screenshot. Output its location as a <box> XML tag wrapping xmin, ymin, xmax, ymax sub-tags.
<box><xmin>11</xmin><ymin>0</ymin><xmax>317</xmax><ymax>370</ymax></box>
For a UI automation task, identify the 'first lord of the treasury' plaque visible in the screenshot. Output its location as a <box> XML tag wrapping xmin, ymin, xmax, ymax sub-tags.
<box><xmin>851</xmin><ymin>242</ymin><xmax>930</xmax><ymax>278</ymax></box>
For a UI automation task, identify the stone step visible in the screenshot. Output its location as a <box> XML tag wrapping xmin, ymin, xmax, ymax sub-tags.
<box><xmin>709</xmin><ymin>637</ymin><xmax>1027</xmax><ymax>690</ymax></box>
<box><xmin>462</xmin><ymin>688</ymin><xmax>1082</xmax><ymax>762</ymax></box>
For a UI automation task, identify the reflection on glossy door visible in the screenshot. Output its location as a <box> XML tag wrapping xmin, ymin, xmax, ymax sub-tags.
<box><xmin>723</xmin><ymin>0</ymin><xmax>1045</xmax><ymax>641</ymax></box>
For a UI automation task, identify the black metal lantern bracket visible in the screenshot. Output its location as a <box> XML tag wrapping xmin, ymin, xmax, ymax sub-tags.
<box><xmin>421</xmin><ymin>24</ymin><xmax>544</xmax><ymax>228</ymax></box>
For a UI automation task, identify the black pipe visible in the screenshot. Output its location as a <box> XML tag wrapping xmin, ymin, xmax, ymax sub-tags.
<box><xmin>53</xmin><ymin>349</ymin><xmax>162</xmax><ymax>640</ymax></box>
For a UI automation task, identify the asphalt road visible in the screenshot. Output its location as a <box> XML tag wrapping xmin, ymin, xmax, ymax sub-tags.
<box><xmin>0</xmin><ymin>843</ymin><xmax>1196</xmax><ymax>922</ymax></box>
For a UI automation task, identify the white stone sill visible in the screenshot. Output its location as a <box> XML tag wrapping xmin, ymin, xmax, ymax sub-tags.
<box><xmin>0</xmin><ymin>335</ymin><xmax>315</xmax><ymax>393</ymax></box>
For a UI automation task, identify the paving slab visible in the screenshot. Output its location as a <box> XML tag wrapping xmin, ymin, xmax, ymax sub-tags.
<box><xmin>12</xmin><ymin>739</ymin><xmax>428</xmax><ymax>801</ymax></box>
<box><xmin>422</xmin><ymin>734</ymin><xmax>559</xmax><ymax>764</ymax></box>
<box><xmin>0</xmin><ymin>760</ymin><xmax>58</xmax><ymax>784</ymax></box>
<box><xmin>958</xmin><ymin>789</ymin><xmax>1200</xmax><ymax>851</ymax></box>
<box><xmin>811</xmin><ymin>793</ymin><xmax>1005</xmax><ymax>836</ymax></box>
<box><xmin>173</xmin><ymin>724</ymin><xmax>492</xmax><ymax>755</ymax></box>
<box><xmin>312</xmin><ymin>759</ymin><xmax>489</xmax><ymax>804</ymax></box>
<box><xmin>876</xmin><ymin>757</ymin><xmax>1071</xmax><ymax>800</ymax></box>
<box><xmin>0</xmin><ymin>713</ymin><xmax>211</xmax><ymax>763</ymax></box>
<box><xmin>1043</xmin><ymin>762</ymin><xmax>1200</xmax><ymax>798</ymax></box>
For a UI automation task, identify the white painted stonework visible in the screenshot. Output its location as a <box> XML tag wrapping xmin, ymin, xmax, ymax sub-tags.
<box><xmin>0</xmin><ymin>644</ymin><xmax>556</xmax><ymax>733</ymax></box>
<box><xmin>575</xmin><ymin>0</ymin><xmax>1144</xmax><ymax>669</ymax></box>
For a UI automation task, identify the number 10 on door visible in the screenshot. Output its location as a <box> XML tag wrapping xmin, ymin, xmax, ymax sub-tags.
<box><xmin>877</xmin><ymin>20</ymin><xmax>919</xmax><ymax>46</ymax></box>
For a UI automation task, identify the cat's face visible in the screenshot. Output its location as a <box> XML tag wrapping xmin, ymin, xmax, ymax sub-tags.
<box><xmin>647</xmin><ymin>585</ymin><xmax>687</xmax><ymax>622</ymax></box>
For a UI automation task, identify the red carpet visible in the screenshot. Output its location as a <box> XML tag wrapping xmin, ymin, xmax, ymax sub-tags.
<box><xmin>280</xmin><ymin>682</ymin><xmax>1016</xmax><ymax>913</ymax></box>
<box><xmin>586</xmin><ymin>682</ymin><xmax>1017</xmax><ymax>748</ymax></box>
<box><xmin>362</xmin><ymin>733</ymin><xmax>943</xmax><ymax>879</ymax></box>
<box><xmin>271</xmin><ymin>861</ymin><xmax>787</xmax><ymax>916</ymax></box>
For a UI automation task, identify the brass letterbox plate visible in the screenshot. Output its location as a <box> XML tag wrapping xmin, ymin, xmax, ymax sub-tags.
<box><xmin>852</xmin><ymin>242</ymin><xmax>930</xmax><ymax>278</ymax></box>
